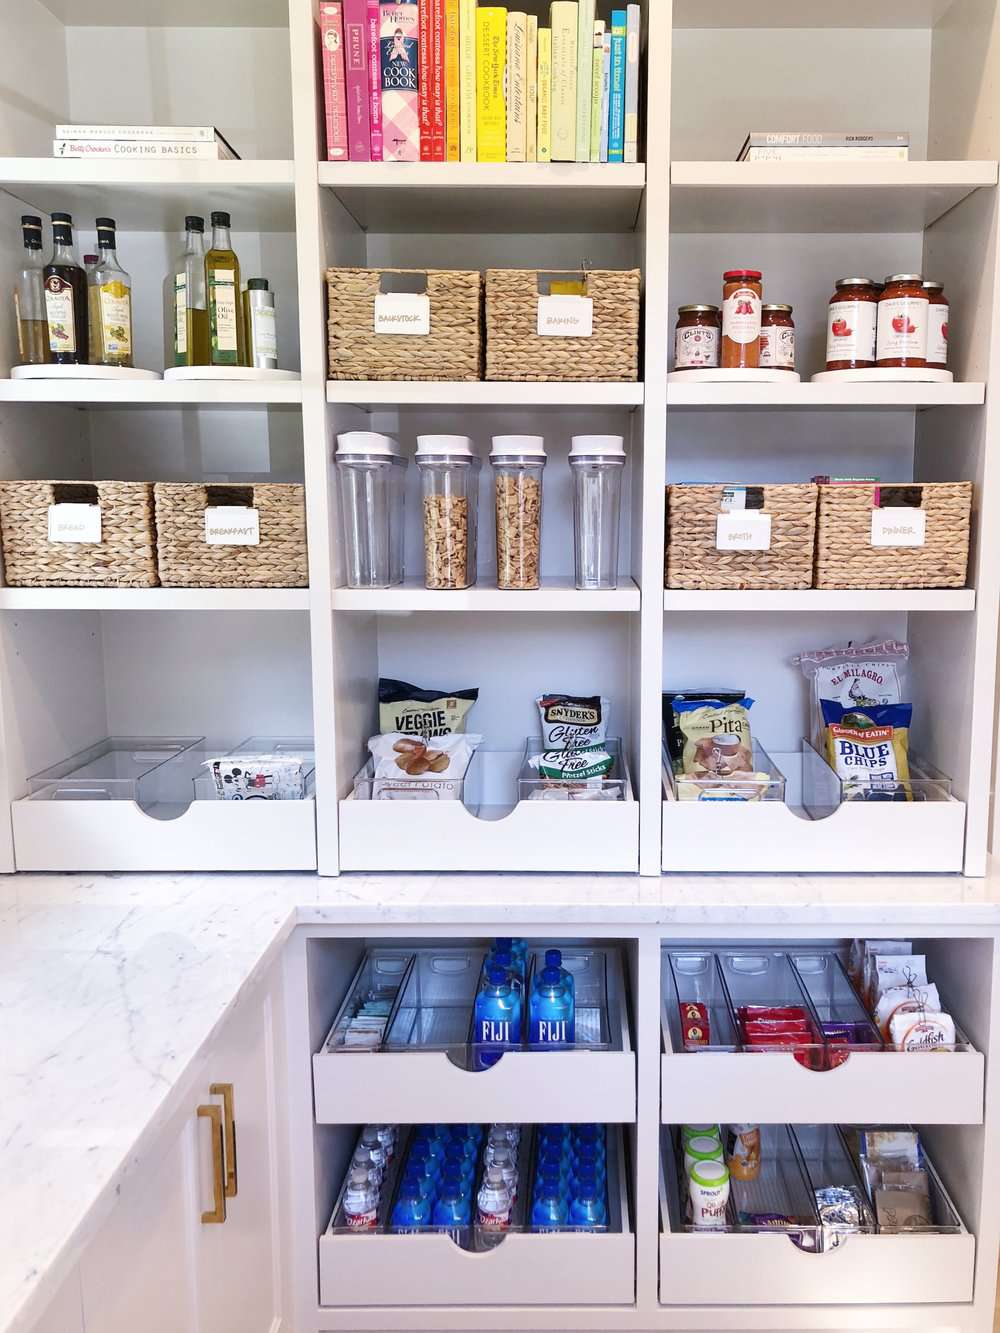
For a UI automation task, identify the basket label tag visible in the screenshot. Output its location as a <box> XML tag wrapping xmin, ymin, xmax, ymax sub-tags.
<box><xmin>870</xmin><ymin>507</ymin><xmax>926</xmax><ymax>547</ymax></box>
<box><xmin>374</xmin><ymin>293</ymin><xmax>430</xmax><ymax>335</ymax></box>
<box><xmin>716</xmin><ymin>511</ymin><xmax>771</xmax><ymax>551</ymax></box>
<box><xmin>47</xmin><ymin>503</ymin><xmax>101</xmax><ymax>544</ymax></box>
<box><xmin>205</xmin><ymin>506</ymin><xmax>260</xmax><ymax>546</ymax></box>
<box><xmin>537</xmin><ymin>295</ymin><xmax>593</xmax><ymax>337</ymax></box>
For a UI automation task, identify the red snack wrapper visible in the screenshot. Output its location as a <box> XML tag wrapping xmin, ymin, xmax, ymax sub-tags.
<box><xmin>679</xmin><ymin>1000</ymin><xmax>710</xmax><ymax>1050</ymax></box>
<box><xmin>738</xmin><ymin>1005</ymin><xmax>810</xmax><ymax>1022</ymax></box>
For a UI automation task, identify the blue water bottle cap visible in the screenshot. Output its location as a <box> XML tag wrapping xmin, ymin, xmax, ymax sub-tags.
<box><xmin>494</xmin><ymin>949</ymin><xmax>514</xmax><ymax>970</ymax></box>
<box><xmin>487</xmin><ymin>963</ymin><xmax>507</xmax><ymax>985</ymax></box>
<box><xmin>545</xmin><ymin>948</ymin><xmax>562</xmax><ymax>968</ymax></box>
<box><xmin>495</xmin><ymin>937</ymin><xmax>513</xmax><ymax>950</ymax></box>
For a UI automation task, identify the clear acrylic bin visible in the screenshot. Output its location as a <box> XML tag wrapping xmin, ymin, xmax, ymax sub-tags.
<box><xmin>718</xmin><ymin>950</ymin><xmax>826</xmax><ymax>1069</ymax></box>
<box><xmin>325</xmin><ymin>951</ymin><xmax>416</xmax><ymax>1052</ymax></box>
<box><xmin>327</xmin><ymin>1124</ymin><xmax>409</xmax><ymax>1235</ymax></box>
<box><xmin>801</xmin><ymin>736</ymin><xmax>955</xmax><ymax>810</ymax></box>
<box><xmin>191</xmin><ymin>735</ymin><xmax>316</xmax><ymax>801</ymax></box>
<box><xmin>789</xmin><ymin>952</ymin><xmax>883</xmax><ymax>1054</ymax></box>
<box><xmin>313</xmin><ymin>946</ymin><xmax>635</xmax><ymax>1123</ymax></box>
<box><xmin>663</xmin><ymin>737</ymin><xmax>786</xmax><ymax>803</ymax></box>
<box><xmin>662</xmin><ymin>950</ymin><xmax>740</xmax><ymax>1051</ymax></box>
<box><xmin>518</xmin><ymin>736</ymin><xmax>628</xmax><ymax>802</ymax></box>
<box><xmin>26</xmin><ymin>735</ymin><xmax>203</xmax><ymax>803</ymax></box>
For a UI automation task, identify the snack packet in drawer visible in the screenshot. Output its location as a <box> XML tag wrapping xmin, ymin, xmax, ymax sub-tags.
<box><xmin>536</xmin><ymin>694</ymin><xmax>610</xmax><ymax>749</ymax></box>
<box><xmin>378</xmin><ymin>677</ymin><xmax>479</xmax><ymax>736</ymax></box>
<box><xmin>368</xmin><ymin>732</ymin><xmax>481</xmax><ymax>800</ymax></box>
<box><xmin>821</xmin><ymin>701</ymin><xmax>911</xmax><ymax>797</ymax></box>
<box><xmin>207</xmin><ymin>755</ymin><xmax>306</xmax><ymax>800</ymax></box>
<box><xmin>794</xmin><ymin>639</ymin><xmax>909</xmax><ymax>749</ymax></box>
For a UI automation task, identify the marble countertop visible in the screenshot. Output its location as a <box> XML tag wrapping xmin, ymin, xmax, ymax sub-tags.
<box><xmin>6</xmin><ymin>866</ymin><xmax>1000</xmax><ymax>1331</ymax></box>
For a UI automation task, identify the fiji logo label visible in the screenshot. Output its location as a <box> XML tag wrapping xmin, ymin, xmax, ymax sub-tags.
<box><xmin>476</xmin><ymin>1019</ymin><xmax>511</xmax><ymax>1043</ymax></box>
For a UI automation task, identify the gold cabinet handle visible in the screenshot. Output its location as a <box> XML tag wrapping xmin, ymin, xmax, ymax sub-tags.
<box><xmin>197</xmin><ymin>1103</ymin><xmax>227</xmax><ymax>1224</ymax></box>
<box><xmin>210</xmin><ymin>1082</ymin><xmax>237</xmax><ymax>1198</ymax></box>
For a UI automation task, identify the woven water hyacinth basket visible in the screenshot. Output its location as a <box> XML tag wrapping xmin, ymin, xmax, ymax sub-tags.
<box><xmin>0</xmin><ymin>480</ymin><xmax>158</xmax><ymax>587</ymax></box>
<box><xmin>815</xmin><ymin>482</ymin><xmax>972</xmax><ymax>588</ymax></box>
<box><xmin>326</xmin><ymin>267</ymin><xmax>483</xmax><ymax>381</ymax></box>
<box><xmin>154</xmin><ymin>483</ymin><xmax>308</xmax><ymax>588</ymax></box>
<box><xmin>484</xmin><ymin>268</ymin><xmax>641</xmax><ymax>381</ymax></box>
<box><xmin>665</xmin><ymin>483</ymin><xmax>818</xmax><ymax>590</ymax></box>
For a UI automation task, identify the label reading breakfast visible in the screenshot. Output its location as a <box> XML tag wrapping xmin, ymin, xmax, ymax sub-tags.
<box><xmin>826</xmin><ymin>300</ymin><xmax>877</xmax><ymax>364</ymax></box>
<box><xmin>870</xmin><ymin>506</ymin><xmax>927</xmax><ymax>548</ymax></box>
<box><xmin>204</xmin><ymin>506</ymin><xmax>261</xmax><ymax>546</ymax></box>
<box><xmin>722</xmin><ymin>287</ymin><xmax>761</xmax><ymax>345</ymax></box>
<box><xmin>876</xmin><ymin>296</ymin><xmax>928</xmax><ymax>361</ymax></box>
<box><xmin>716</xmin><ymin>511</ymin><xmax>772</xmax><ymax>551</ymax></box>
<box><xmin>47</xmin><ymin>503</ymin><xmax>101</xmax><ymax>544</ymax></box>
<box><xmin>537</xmin><ymin>295</ymin><xmax>594</xmax><ymax>338</ymax></box>
<box><xmin>374</xmin><ymin>293</ymin><xmax>430</xmax><ymax>335</ymax></box>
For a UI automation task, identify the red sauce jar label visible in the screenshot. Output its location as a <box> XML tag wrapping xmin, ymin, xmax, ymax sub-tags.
<box><xmin>722</xmin><ymin>287</ymin><xmax>761</xmax><ymax>345</ymax></box>
<box><xmin>826</xmin><ymin>301</ymin><xmax>877</xmax><ymax>365</ymax></box>
<box><xmin>928</xmin><ymin>305</ymin><xmax>949</xmax><ymax>366</ymax></box>
<box><xmin>675</xmin><ymin>324</ymin><xmax>719</xmax><ymax>368</ymax></box>
<box><xmin>759</xmin><ymin>325</ymin><xmax>794</xmax><ymax>370</ymax></box>
<box><xmin>876</xmin><ymin>295</ymin><xmax>928</xmax><ymax>362</ymax></box>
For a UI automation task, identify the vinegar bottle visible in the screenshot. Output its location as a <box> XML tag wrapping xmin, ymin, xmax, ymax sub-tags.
<box><xmin>13</xmin><ymin>215</ymin><xmax>50</xmax><ymax>365</ymax></box>
<box><xmin>43</xmin><ymin>212</ymin><xmax>88</xmax><ymax>364</ymax></box>
<box><xmin>91</xmin><ymin>218</ymin><xmax>133</xmax><ymax>367</ymax></box>
<box><xmin>205</xmin><ymin>210</ymin><xmax>245</xmax><ymax>367</ymax></box>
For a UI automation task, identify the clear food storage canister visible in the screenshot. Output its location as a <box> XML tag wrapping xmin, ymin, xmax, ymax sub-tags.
<box><xmin>569</xmin><ymin>435</ymin><xmax>625</xmax><ymax>590</ymax></box>
<box><xmin>490</xmin><ymin>434</ymin><xmax>546</xmax><ymax>591</ymax></box>
<box><xmin>416</xmin><ymin>435</ymin><xmax>480</xmax><ymax>589</ymax></box>
<box><xmin>335</xmin><ymin>431</ymin><xmax>406</xmax><ymax>588</ymax></box>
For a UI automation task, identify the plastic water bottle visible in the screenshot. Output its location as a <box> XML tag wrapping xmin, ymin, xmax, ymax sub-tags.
<box><xmin>433</xmin><ymin>1169</ymin><xmax>472</xmax><ymax>1227</ymax></box>
<box><xmin>487</xmin><ymin>1142</ymin><xmax>519</xmax><ymax>1197</ymax></box>
<box><xmin>494</xmin><ymin>1122</ymin><xmax>521</xmax><ymax>1147</ymax></box>
<box><xmin>532</xmin><ymin>1179</ymin><xmax>569</xmax><ymax>1229</ymax></box>
<box><xmin>445</xmin><ymin>1144</ymin><xmax>476</xmax><ymax>1184</ymax></box>
<box><xmin>373</xmin><ymin>1124</ymin><xmax>396</xmax><ymax>1161</ymax></box>
<box><xmin>476</xmin><ymin>1165</ymin><xmax>513</xmax><ymax>1246</ymax></box>
<box><xmin>537</xmin><ymin>1144</ymin><xmax>571</xmax><ymax>1181</ymax></box>
<box><xmin>529</xmin><ymin>949</ymin><xmax>575</xmax><ymax>1048</ymax></box>
<box><xmin>401</xmin><ymin>1167</ymin><xmax>435</xmax><ymax>1200</ymax></box>
<box><xmin>343</xmin><ymin>1167</ymin><xmax>379</xmax><ymax>1229</ymax></box>
<box><xmin>352</xmin><ymin>1145</ymin><xmax>384</xmax><ymax>1188</ymax></box>
<box><xmin>473</xmin><ymin>964</ymin><xmax>522</xmax><ymax>1069</ymax></box>
<box><xmin>569</xmin><ymin>1168</ymin><xmax>607</xmax><ymax>1228</ymax></box>
<box><xmin>575</xmin><ymin>1124</ymin><xmax>606</xmax><ymax>1160</ymax></box>
<box><xmin>392</xmin><ymin>1178</ymin><xmax>432</xmax><ymax>1230</ymax></box>
<box><xmin>546</xmin><ymin>947</ymin><xmax>575</xmax><ymax>1001</ymax></box>
<box><xmin>360</xmin><ymin>1126</ymin><xmax>388</xmax><ymax>1173</ymax></box>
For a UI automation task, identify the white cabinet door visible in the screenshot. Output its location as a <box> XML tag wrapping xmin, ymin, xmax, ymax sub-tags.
<box><xmin>80</xmin><ymin>1114</ymin><xmax>200</xmax><ymax>1333</ymax></box>
<box><xmin>195</xmin><ymin>977</ymin><xmax>282</xmax><ymax>1333</ymax></box>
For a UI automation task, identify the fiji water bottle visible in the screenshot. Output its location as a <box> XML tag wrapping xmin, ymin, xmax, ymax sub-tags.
<box><xmin>547</xmin><ymin>947</ymin><xmax>575</xmax><ymax>1000</ymax></box>
<box><xmin>473</xmin><ymin>964</ymin><xmax>522</xmax><ymax>1069</ymax></box>
<box><xmin>343</xmin><ymin>1167</ymin><xmax>379</xmax><ymax>1229</ymax></box>
<box><xmin>571</xmin><ymin>1146</ymin><xmax>607</xmax><ymax>1193</ymax></box>
<box><xmin>401</xmin><ymin>1167</ymin><xmax>436</xmax><ymax>1200</ymax></box>
<box><xmin>532</xmin><ymin>1178</ymin><xmax>569</xmax><ymax>1229</ymax></box>
<box><xmin>445</xmin><ymin>1144</ymin><xmax>476</xmax><ymax>1185</ymax></box>
<box><xmin>476</xmin><ymin>1165</ymin><xmax>513</xmax><ymax>1247</ymax></box>
<box><xmin>392</xmin><ymin>1178</ymin><xmax>432</xmax><ymax>1230</ymax></box>
<box><xmin>529</xmin><ymin>949</ymin><xmax>575</xmax><ymax>1048</ymax></box>
<box><xmin>433</xmin><ymin>1169</ymin><xmax>472</xmax><ymax>1227</ymax></box>
<box><xmin>570</xmin><ymin>1168</ymin><xmax>607</xmax><ymax>1228</ymax></box>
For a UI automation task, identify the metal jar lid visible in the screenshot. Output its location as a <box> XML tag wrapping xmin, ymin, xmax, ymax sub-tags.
<box><xmin>678</xmin><ymin>304</ymin><xmax>719</xmax><ymax>314</ymax></box>
<box><xmin>883</xmin><ymin>273</ymin><xmax>923</xmax><ymax>284</ymax></box>
<box><xmin>834</xmin><ymin>277</ymin><xmax>877</xmax><ymax>288</ymax></box>
<box><xmin>762</xmin><ymin>303</ymin><xmax>793</xmax><ymax>313</ymax></box>
<box><xmin>922</xmin><ymin>280</ymin><xmax>944</xmax><ymax>293</ymax></box>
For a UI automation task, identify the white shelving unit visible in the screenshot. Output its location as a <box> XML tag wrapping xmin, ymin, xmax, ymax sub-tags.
<box><xmin>1</xmin><ymin>0</ymin><xmax>999</xmax><ymax>880</ymax></box>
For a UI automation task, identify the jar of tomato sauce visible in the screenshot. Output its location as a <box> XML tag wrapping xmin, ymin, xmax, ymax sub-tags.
<box><xmin>721</xmin><ymin>269</ymin><xmax>762</xmax><ymax>368</ymax></box>
<box><xmin>759</xmin><ymin>304</ymin><xmax>795</xmax><ymax>371</ymax></box>
<box><xmin>825</xmin><ymin>278</ymin><xmax>879</xmax><ymax>370</ymax></box>
<box><xmin>674</xmin><ymin>304</ymin><xmax>720</xmax><ymax>369</ymax></box>
<box><xmin>876</xmin><ymin>273</ymin><xmax>928</xmax><ymax>368</ymax></box>
<box><xmin>923</xmin><ymin>280</ymin><xmax>949</xmax><ymax>369</ymax></box>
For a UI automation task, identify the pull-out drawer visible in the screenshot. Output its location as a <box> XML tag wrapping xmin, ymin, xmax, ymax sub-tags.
<box><xmin>314</xmin><ymin>946</ymin><xmax>636</xmax><ymax>1123</ymax></box>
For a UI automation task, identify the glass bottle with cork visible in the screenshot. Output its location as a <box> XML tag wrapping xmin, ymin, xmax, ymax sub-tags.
<box><xmin>43</xmin><ymin>212</ymin><xmax>88</xmax><ymax>365</ymax></box>
<box><xmin>205</xmin><ymin>210</ymin><xmax>246</xmax><ymax>367</ymax></box>
<box><xmin>13</xmin><ymin>215</ymin><xmax>50</xmax><ymax>366</ymax></box>
<box><xmin>170</xmin><ymin>215</ymin><xmax>209</xmax><ymax>367</ymax></box>
<box><xmin>90</xmin><ymin>218</ymin><xmax>133</xmax><ymax>367</ymax></box>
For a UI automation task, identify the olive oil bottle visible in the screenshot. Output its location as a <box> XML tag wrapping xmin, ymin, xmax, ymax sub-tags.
<box><xmin>13</xmin><ymin>215</ymin><xmax>50</xmax><ymax>365</ymax></box>
<box><xmin>170</xmin><ymin>215</ymin><xmax>209</xmax><ymax>366</ymax></box>
<box><xmin>90</xmin><ymin>218</ymin><xmax>133</xmax><ymax>367</ymax></box>
<box><xmin>205</xmin><ymin>210</ymin><xmax>245</xmax><ymax>367</ymax></box>
<box><xmin>43</xmin><ymin>212</ymin><xmax>88</xmax><ymax>364</ymax></box>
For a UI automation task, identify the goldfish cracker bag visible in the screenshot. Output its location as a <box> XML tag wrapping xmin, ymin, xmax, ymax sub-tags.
<box><xmin>821</xmin><ymin>701</ymin><xmax>911</xmax><ymax>799</ymax></box>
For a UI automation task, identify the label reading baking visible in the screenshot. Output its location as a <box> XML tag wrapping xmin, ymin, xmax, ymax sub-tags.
<box><xmin>204</xmin><ymin>506</ymin><xmax>260</xmax><ymax>546</ymax></box>
<box><xmin>870</xmin><ymin>507</ymin><xmax>926</xmax><ymax>548</ymax></box>
<box><xmin>928</xmin><ymin>304</ymin><xmax>949</xmax><ymax>365</ymax></box>
<box><xmin>759</xmin><ymin>324</ymin><xmax>795</xmax><ymax>370</ymax></box>
<box><xmin>537</xmin><ymin>294</ymin><xmax>594</xmax><ymax>337</ymax></box>
<box><xmin>99</xmin><ymin>281</ymin><xmax>132</xmax><ymax>359</ymax></box>
<box><xmin>209</xmin><ymin>269</ymin><xmax>239</xmax><ymax>353</ymax></box>
<box><xmin>44</xmin><ymin>275</ymin><xmax>76</xmax><ymax>355</ymax></box>
<box><xmin>47</xmin><ymin>503</ymin><xmax>101</xmax><ymax>544</ymax></box>
<box><xmin>722</xmin><ymin>287</ymin><xmax>761</xmax><ymax>345</ymax></box>
<box><xmin>826</xmin><ymin>300</ymin><xmax>877</xmax><ymax>364</ymax></box>
<box><xmin>374</xmin><ymin>292</ymin><xmax>430</xmax><ymax>335</ymax></box>
<box><xmin>675</xmin><ymin>325</ymin><xmax>719</xmax><ymax>369</ymax></box>
<box><xmin>174</xmin><ymin>274</ymin><xmax>188</xmax><ymax>355</ymax></box>
<box><xmin>716</xmin><ymin>511</ymin><xmax>771</xmax><ymax>551</ymax></box>
<box><xmin>876</xmin><ymin>296</ymin><xmax>928</xmax><ymax>361</ymax></box>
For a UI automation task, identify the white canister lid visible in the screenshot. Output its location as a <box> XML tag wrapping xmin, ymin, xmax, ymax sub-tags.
<box><xmin>490</xmin><ymin>434</ymin><xmax>546</xmax><ymax>457</ymax></box>
<box><xmin>415</xmin><ymin>434</ymin><xmax>476</xmax><ymax>457</ymax></box>
<box><xmin>336</xmin><ymin>430</ymin><xmax>401</xmax><ymax>456</ymax></box>
<box><xmin>570</xmin><ymin>434</ymin><xmax>626</xmax><ymax>456</ymax></box>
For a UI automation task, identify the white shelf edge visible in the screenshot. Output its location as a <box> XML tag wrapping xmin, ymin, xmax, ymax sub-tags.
<box><xmin>663</xmin><ymin>589</ymin><xmax>976</xmax><ymax>611</ymax></box>
<box><xmin>0</xmin><ymin>381</ymin><xmax>303</xmax><ymax>405</ymax></box>
<box><xmin>333</xmin><ymin>577</ymin><xmax>640</xmax><ymax>612</ymax></box>
<box><xmin>0</xmin><ymin>156</ymin><xmax>295</xmax><ymax>187</ymax></box>
<box><xmin>0</xmin><ymin>588</ymin><xmax>311</xmax><ymax>611</ymax></box>
<box><xmin>670</xmin><ymin>159</ymin><xmax>999</xmax><ymax>190</ymax></box>
<box><xmin>326</xmin><ymin>381</ymin><xmax>644</xmax><ymax>406</ymax></box>
<box><xmin>666</xmin><ymin>382</ymin><xmax>986</xmax><ymax>408</ymax></box>
<box><xmin>319</xmin><ymin>161</ymin><xmax>646</xmax><ymax>189</ymax></box>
